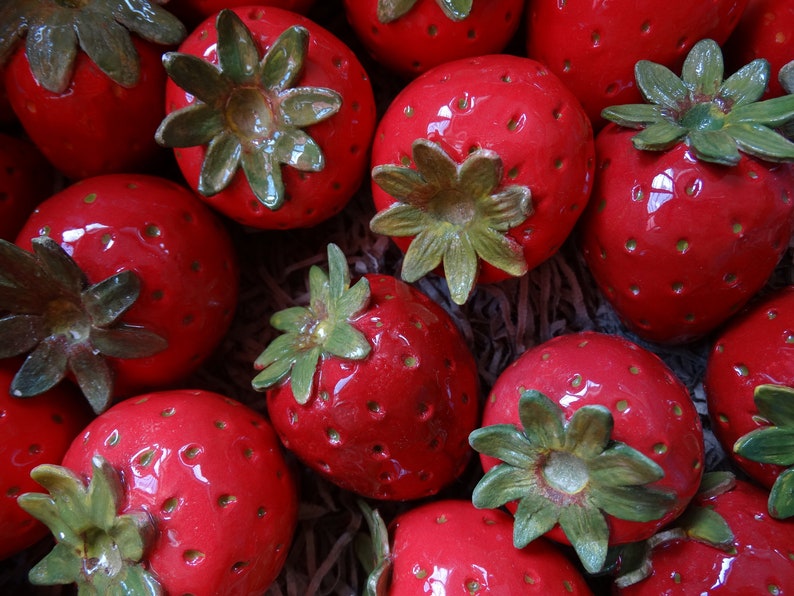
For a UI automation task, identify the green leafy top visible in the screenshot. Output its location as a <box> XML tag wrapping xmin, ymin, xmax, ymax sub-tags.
<box><xmin>370</xmin><ymin>138</ymin><xmax>532</xmax><ymax>305</ymax></box>
<box><xmin>469</xmin><ymin>390</ymin><xmax>676</xmax><ymax>574</ymax></box>
<box><xmin>377</xmin><ymin>0</ymin><xmax>473</xmax><ymax>23</ymax></box>
<box><xmin>602</xmin><ymin>38</ymin><xmax>794</xmax><ymax>165</ymax></box>
<box><xmin>155</xmin><ymin>9</ymin><xmax>342</xmax><ymax>211</ymax></box>
<box><xmin>0</xmin><ymin>237</ymin><xmax>167</xmax><ymax>414</ymax></box>
<box><xmin>0</xmin><ymin>0</ymin><xmax>185</xmax><ymax>94</ymax></box>
<box><xmin>17</xmin><ymin>455</ymin><xmax>162</xmax><ymax>595</ymax></box>
<box><xmin>733</xmin><ymin>384</ymin><xmax>794</xmax><ymax>519</ymax></box>
<box><xmin>251</xmin><ymin>243</ymin><xmax>371</xmax><ymax>404</ymax></box>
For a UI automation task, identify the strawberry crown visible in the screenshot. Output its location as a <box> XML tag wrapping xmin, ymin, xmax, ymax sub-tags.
<box><xmin>733</xmin><ymin>384</ymin><xmax>794</xmax><ymax>519</ymax></box>
<box><xmin>0</xmin><ymin>0</ymin><xmax>185</xmax><ymax>94</ymax></box>
<box><xmin>602</xmin><ymin>39</ymin><xmax>794</xmax><ymax>165</ymax></box>
<box><xmin>155</xmin><ymin>9</ymin><xmax>342</xmax><ymax>211</ymax></box>
<box><xmin>17</xmin><ymin>455</ymin><xmax>161</xmax><ymax>594</ymax></box>
<box><xmin>371</xmin><ymin>138</ymin><xmax>532</xmax><ymax>305</ymax></box>
<box><xmin>469</xmin><ymin>390</ymin><xmax>677</xmax><ymax>574</ymax></box>
<box><xmin>377</xmin><ymin>0</ymin><xmax>474</xmax><ymax>23</ymax></box>
<box><xmin>251</xmin><ymin>243</ymin><xmax>371</xmax><ymax>403</ymax></box>
<box><xmin>0</xmin><ymin>237</ymin><xmax>167</xmax><ymax>414</ymax></box>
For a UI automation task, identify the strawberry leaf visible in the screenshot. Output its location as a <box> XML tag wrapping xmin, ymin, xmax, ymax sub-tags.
<box><xmin>754</xmin><ymin>384</ymin><xmax>794</xmax><ymax>427</ymax></box>
<box><xmin>681</xmin><ymin>38</ymin><xmax>723</xmax><ymax>97</ymax></box>
<box><xmin>217</xmin><ymin>8</ymin><xmax>259</xmax><ymax>84</ymax></box>
<box><xmin>769</xmin><ymin>467</ymin><xmax>794</xmax><ymax>519</ymax></box>
<box><xmin>734</xmin><ymin>427</ymin><xmax>794</xmax><ymax>466</ymax></box>
<box><xmin>560</xmin><ymin>505</ymin><xmax>609</xmax><ymax>574</ymax></box>
<box><xmin>513</xmin><ymin>493</ymin><xmax>560</xmax><ymax>548</ymax></box>
<box><xmin>261</xmin><ymin>26</ymin><xmax>307</xmax><ymax>91</ymax></box>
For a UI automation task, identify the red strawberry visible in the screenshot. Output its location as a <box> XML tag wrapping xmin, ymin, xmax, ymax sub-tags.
<box><xmin>469</xmin><ymin>331</ymin><xmax>704</xmax><ymax>574</ymax></box>
<box><xmin>3</xmin><ymin>173</ymin><xmax>239</xmax><ymax>413</ymax></box>
<box><xmin>17</xmin><ymin>389</ymin><xmax>298</xmax><ymax>594</ymax></box>
<box><xmin>525</xmin><ymin>0</ymin><xmax>749</xmax><ymax>128</ymax></box>
<box><xmin>705</xmin><ymin>287</ymin><xmax>794</xmax><ymax>488</ymax></box>
<box><xmin>156</xmin><ymin>7</ymin><xmax>377</xmax><ymax>230</ymax></box>
<box><xmin>615</xmin><ymin>473</ymin><xmax>794</xmax><ymax>594</ymax></box>
<box><xmin>0</xmin><ymin>0</ymin><xmax>186</xmax><ymax>180</ymax></box>
<box><xmin>0</xmin><ymin>360</ymin><xmax>92</xmax><ymax>561</ymax></box>
<box><xmin>369</xmin><ymin>53</ymin><xmax>594</xmax><ymax>305</ymax></box>
<box><xmin>168</xmin><ymin>0</ymin><xmax>316</xmax><ymax>28</ymax></box>
<box><xmin>360</xmin><ymin>499</ymin><xmax>593</xmax><ymax>594</ymax></box>
<box><xmin>252</xmin><ymin>243</ymin><xmax>480</xmax><ymax>501</ymax></box>
<box><xmin>0</xmin><ymin>132</ymin><xmax>56</xmax><ymax>241</ymax></box>
<box><xmin>342</xmin><ymin>0</ymin><xmax>525</xmax><ymax>78</ymax></box>
<box><xmin>723</xmin><ymin>0</ymin><xmax>794</xmax><ymax>99</ymax></box>
<box><xmin>579</xmin><ymin>39</ymin><xmax>794</xmax><ymax>345</ymax></box>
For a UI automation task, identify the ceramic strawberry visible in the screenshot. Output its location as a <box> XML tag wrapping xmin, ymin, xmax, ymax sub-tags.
<box><xmin>579</xmin><ymin>38</ymin><xmax>794</xmax><ymax>344</ymax></box>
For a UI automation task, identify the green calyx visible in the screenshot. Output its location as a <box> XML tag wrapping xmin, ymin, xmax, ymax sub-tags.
<box><xmin>251</xmin><ymin>243</ymin><xmax>371</xmax><ymax>404</ymax></box>
<box><xmin>377</xmin><ymin>0</ymin><xmax>473</xmax><ymax>23</ymax></box>
<box><xmin>0</xmin><ymin>237</ymin><xmax>167</xmax><ymax>414</ymax></box>
<box><xmin>0</xmin><ymin>0</ymin><xmax>185</xmax><ymax>94</ymax></box>
<box><xmin>155</xmin><ymin>9</ymin><xmax>342</xmax><ymax>210</ymax></box>
<box><xmin>371</xmin><ymin>138</ymin><xmax>532</xmax><ymax>305</ymax></box>
<box><xmin>733</xmin><ymin>384</ymin><xmax>794</xmax><ymax>519</ymax></box>
<box><xmin>469</xmin><ymin>390</ymin><xmax>676</xmax><ymax>574</ymax></box>
<box><xmin>17</xmin><ymin>454</ymin><xmax>162</xmax><ymax>595</ymax></box>
<box><xmin>602</xmin><ymin>38</ymin><xmax>794</xmax><ymax>165</ymax></box>
<box><xmin>356</xmin><ymin>500</ymin><xmax>392</xmax><ymax>596</ymax></box>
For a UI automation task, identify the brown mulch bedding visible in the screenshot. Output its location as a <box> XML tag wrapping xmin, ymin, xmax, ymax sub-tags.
<box><xmin>3</xmin><ymin>1</ymin><xmax>793</xmax><ymax>594</ymax></box>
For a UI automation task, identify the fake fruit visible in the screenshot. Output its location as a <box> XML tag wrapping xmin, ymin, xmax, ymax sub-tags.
<box><xmin>0</xmin><ymin>361</ymin><xmax>92</xmax><ymax>561</ymax></box>
<box><xmin>369</xmin><ymin>53</ymin><xmax>594</xmax><ymax>305</ymax></box>
<box><xmin>343</xmin><ymin>0</ymin><xmax>524</xmax><ymax>77</ymax></box>
<box><xmin>252</xmin><ymin>244</ymin><xmax>479</xmax><ymax>501</ymax></box>
<box><xmin>0</xmin><ymin>0</ymin><xmax>185</xmax><ymax>179</ymax></box>
<box><xmin>470</xmin><ymin>331</ymin><xmax>704</xmax><ymax>574</ymax></box>
<box><xmin>167</xmin><ymin>0</ymin><xmax>316</xmax><ymax>28</ymax></box>
<box><xmin>5</xmin><ymin>174</ymin><xmax>239</xmax><ymax>413</ymax></box>
<box><xmin>17</xmin><ymin>389</ymin><xmax>298</xmax><ymax>595</ymax></box>
<box><xmin>360</xmin><ymin>499</ymin><xmax>593</xmax><ymax>595</ymax></box>
<box><xmin>157</xmin><ymin>7</ymin><xmax>377</xmax><ymax>229</ymax></box>
<box><xmin>579</xmin><ymin>39</ymin><xmax>794</xmax><ymax>345</ymax></box>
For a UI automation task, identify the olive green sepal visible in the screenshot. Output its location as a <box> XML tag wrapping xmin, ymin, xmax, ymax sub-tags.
<box><xmin>355</xmin><ymin>500</ymin><xmax>392</xmax><ymax>596</ymax></box>
<box><xmin>0</xmin><ymin>0</ymin><xmax>185</xmax><ymax>93</ymax></box>
<box><xmin>17</xmin><ymin>455</ymin><xmax>162</xmax><ymax>595</ymax></box>
<box><xmin>156</xmin><ymin>10</ymin><xmax>342</xmax><ymax>210</ymax></box>
<box><xmin>371</xmin><ymin>138</ymin><xmax>532</xmax><ymax>305</ymax></box>
<box><xmin>251</xmin><ymin>243</ymin><xmax>371</xmax><ymax>403</ymax></box>
<box><xmin>469</xmin><ymin>390</ymin><xmax>676</xmax><ymax>574</ymax></box>
<box><xmin>602</xmin><ymin>39</ymin><xmax>794</xmax><ymax>165</ymax></box>
<box><xmin>377</xmin><ymin>0</ymin><xmax>473</xmax><ymax>23</ymax></box>
<box><xmin>733</xmin><ymin>384</ymin><xmax>794</xmax><ymax>519</ymax></box>
<box><xmin>0</xmin><ymin>237</ymin><xmax>167</xmax><ymax>414</ymax></box>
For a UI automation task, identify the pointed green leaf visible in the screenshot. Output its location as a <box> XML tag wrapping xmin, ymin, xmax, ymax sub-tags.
<box><xmin>253</xmin><ymin>332</ymin><xmax>300</xmax><ymax>369</ymax></box>
<box><xmin>32</xmin><ymin>236</ymin><xmax>86</xmax><ymax>296</ymax></box>
<box><xmin>734</xmin><ymin>427</ymin><xmax>794</xmax><ymax>466</ymax></box>
<box><xmin>241</xmin><ymin>146</ymin><xmax>284</xmax><ymax>209</ymax></box>
<box><xmin>400</xmin><ymin>227</ymin><xmax>449</xmax><ymax>282</ymax></box>
<box><xmin>269</xmin><ymin>306</ymin><xmax>314</xmax><ymax>334</ymax></box>
<box><xmin>0</xmin><ymin>238</ymin><xmax>49</xmax><ymax>287</ymax></box>
<box><xmin>564</xmin><ymin>405</ymin><xmax>613</xmax><ymax>459</ymax></box>
<box><xmin>162</xmin><ymin>52</ymin><xmax>231</xmax><ymax>106</ymax></box>
<box><xmin>290</xmin><ymin>345</ymin><xmax>322</xmax><ymax>404</ymax></box>
<box><xmin>754</xmin><ymin>384</ymin><xmax>794</xmax><ymax>427</ymax></box>
<box><xmin>688</xmin><ymin>129</ymin><xmax>741</xmax><ymax>165</ymax></box>
<box><xmin>86</xmin><ymin>456</ymin><xmax>124</xmax><ymax>530</ymax></box>
<box><xmin>781</xmin><ymin>60</ymin><xmax>794</xmax><ymax>95</ymax></box>
<box><xmin>0</xmin><ymin>314</ymin><xmax>46</xmax><ymax>357</ymax></box>
<box><xmin>468</xmin><ymin>424</ymin><xmax>541</xmax><ymax>469</ymax></box>
<box><xmin>512</xmin><ymin>492</ymin><xmax>560</xmax><ymax>548</ymax></box>
<box><xmin>438</xmin><ymin>0</ymin><xmax>474</xmax><ymax>20</ymax></box>
<box><xmin>377</xmin><ymin>0</ymin><xmax>419</xmax><ymax>23</ymax></box>
<box><xmin>11</xmin><ymin>339</ymin><xmax>68</xmax><ymax>397</ymax></box>
<box><xmin>590</xmin><ymin>443</ymin><xmax>666</xmax><ymax>486</ymax></box>
<box><xmin>252</xmin><ymin>353</ymin><xmax>295</xmax><ymax>391</ymax></box>
<box><xmin>412</xmin><ymin>138</ymin><xmax>458</xmax><ymax>189</ymax></box>
<box><xmin>678</xmin><ymin>506</ymin><xmax>734</xmax><ymax>548</ymax></box>
<box><xmin>279</xmin><ymin>87</ymin><xmax>342</xmax><ymax>126</ymax></box>
<box><xmin>155</xmin><ymin>103</ymin><xmax>226</xmax><ymax>148</ymax></box>
<box><xmin>468</xmin><ymin>227</ymin><xmax>527</xmax><ymax>277</ymax></box>
<box><xmin>90</xmin><ymin>326</ymin><xmax>168</xmax><ymax>359</ymax></box>
<box><xmin>326</xmin><ymin>243</ymin><xmax>351</xmax><ymax>300</ymax></box>
<box><xmin>372</xmin><ymin>165</ymin><xmax>428</xmax><ymax>200</ymax></box>
<box><xmin>27</xmin><ymin>541</ymin><xmax>83</xmax><ymax>586</ymax></box>
<box><xmin>559</xmin><ymin>505</ymin><xmax>610</xmax><ymax>574</ymax></box>
<box><xmin>28</xmin><ymin>465</ymin><xmax>91</xmax><ymax>533</ymax></box>
<box><xmin>517</xmin><ymin>390</ymin><xmax>566</xmax><ymax>450</ymax></box>
<box><xmin>113</xmin><ymin>564</ymin><xmax>163</xmax><ymax>596</ymax></box>
<box><xmin>75</xmin><ymin>11</ymin><xmax>139</xmax><ymax>88</ymax></box>
<box><xmin>0</xmin><ymin>283</ymin><xmax>50</xmax><ymax>315</ymax></box>
<box><xmin>728</xmin><ymin>123</ymin><xmax>794</xmax><ymax>162</ymax></box>
<box><xmin>16</xmin><ymin>493</ymin><xmax>82</xmax><ymax>547</ymax></box>
<box><xmin>324</xmin><ymin>323</ymin><xmax>371</xmax><ymax>361</ymax></box>
<box><xmin>260</xmin><ymin>25</ymin><xmax>308</xmax><ymax>91</ymax></box>
<box><xmin>631</xmin><ymin>121</ymin><xmax>687</xmax><ymax>151</ymax></box>
<box><xmin>113</xmin><ymin>0</ymin><xmax>186</xmax><ymax>45</ymax></box>
<box><xmin>602</xmin><ymin>104</ymin><xmax>666</xmax><ymax>128</ymax></box>
<box><xmin>274</xmin><ymin>129</ymin><xmax>325</xmax><ymax>171</ymax></box>
<box><xmin>730</xmin><ymin>94</ymin><xmax>794</xmax><ymax>128</ymax></box>
<box><xmin>216</xmin><ymin>9</ymin><xmax>260</xmax><ymax>84</ymax></box>
<box><xmin>681</xmin><ymin>39</ymin><xmax>723</xmax><ymax>97</ymax></box>
<box><xmin>25</xmin><ymin>19</ymin><xmax>78</xmax><ymax>94</ymax></box>
<box><xmin>480</xmin><ymin>186</ymin><xmax>532</xmax><ymax>231</ymax></box>
<box><xmin>334</xmin><ymin>277</ymin><xmax>370</xmax><ymax>321</ymax></box>
<box><xmin>309</xmin><ymin>265</ymin><xmax>331</xmax><ymax>314</ymax></box>
<box><xmin>471</xmin><ymin>463</ymin><xmax>537</xmax><ymax>510</ymax></box>
<box><xmin>69</xmin><ymin>343</ymin><xmax>114</xmax><ymax>414</ymax></box>
<box><xmin>458</xmin><ymin>149</ymin><xmax>501</xmax><ymax>199</ymax></box>
<box><xmin>199</xmin><ymin>131</ymin><xmax>242</xmax><ymax>196</ymax></box>
<box><xmin>594</xmin><ymin>484</ymin><xmax>676</xmax><ymax>522</ymax></box>
<box><xmin>370</xmin><ymin>204</ymin><xmax>431</xmax><ymax>237</ymax></box>
<box><xmin>635</xmin><ymin>61</ymin><xmax>688</xmax><ymax>111</ymax></box>
<box><xmin>82</xmin><ymin>271</ymin><xmax>141</xmax><ymax>326</ymax></box>
<box><xmin>769</xmin><ymin>467</ymin><xmax>794</xmax><ymax>519</ymax></box>
<box><xmin>443</xmin><ymin>233</ymin><xmax>478</xmax><ymax>305</ymax></box>
<box><xmin>697</xmin><ymin>471</ymin><xmax>737</xmax><ymax>499</ymax></box>
<box><xmin>719</xmin><ymin>58</ymin><xmax>769</xmax><ymax>108</ymax></box>
<box><xmin>112</xmin><ymin>511</ymin><xmax>154</xmax><ymax>563</ymax></box>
